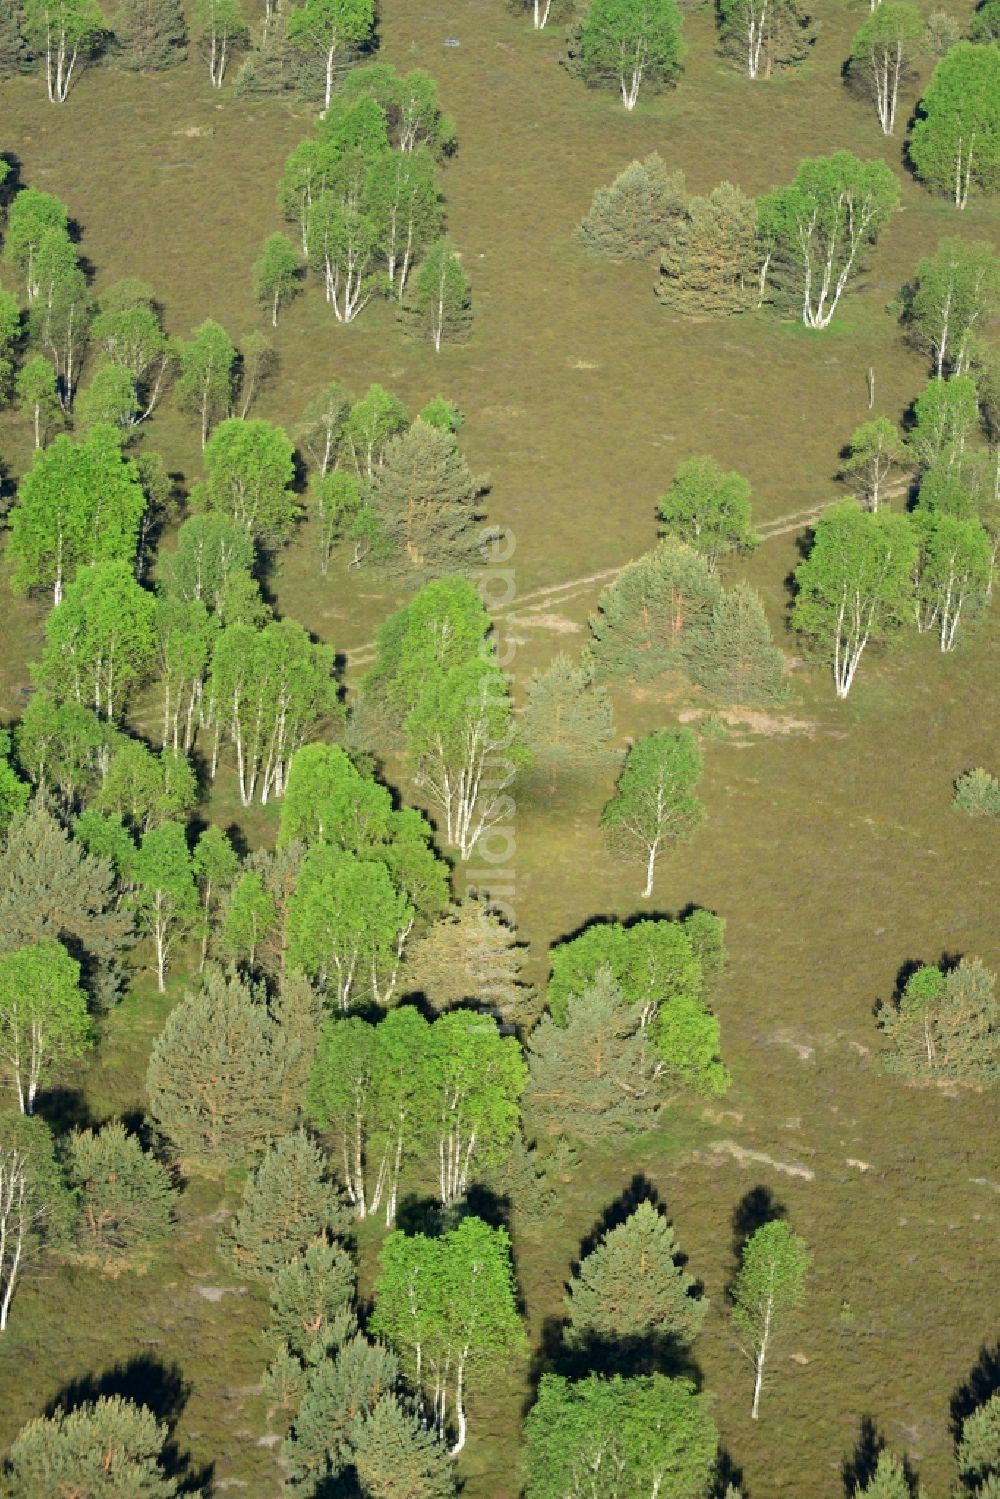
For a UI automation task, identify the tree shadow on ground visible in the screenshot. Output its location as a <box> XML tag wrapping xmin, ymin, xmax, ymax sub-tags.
<box><xmin>43</xmin><ymin>1355</ymin><xmax>212</xmax><ymax>1493</ymax></box>
<box><xmin>727</xmin><ymin>1184</ymin><xmax>786</xmax><ymax>1298</ymax></box>
<box><xmin>950</xmin><ymin>1340</ymin><xmax>1000</xmax><ymax>1443</ymax></box>
<box><xmin>841</xmin><ymin>1414</ymin><xmax>921</xmax><ymax>1496</ymax></box>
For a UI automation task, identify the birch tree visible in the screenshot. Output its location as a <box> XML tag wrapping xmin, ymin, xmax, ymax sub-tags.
<box><xmin>791</xmin><ymin>501</ymin><xmax>917</xmax><ymax>697</ymax></box>
<box><xmin>840</xmin><ymin>417</ymin><xmax>909</xmax><ymax>511</ymax></box>
<box><xmin>406</xmin><ymin>657</ymin><xmax>523</xmax><ymax>860</ymax></box>
<box><xmin>912</xmin><ymin>509</ymin><xmax>991</xmax><ymax>649</ymax></box>
<box><xmin>308</xmin><ymin>191</ymin><xmax>380</xmax><ymax>324</ymax></box>
<box><xmin>37</xmin><ymin>561</ymin><xmax>158</xmax><ymax>722</ymax></box>
<box><xmin>253</xmin><ymin>233</ymin><xmax>301</xmax><ymax>327</ymax></box>
<box><xmin>717</xmin><ymin>0</ymin><xmax>814</xmax><ymax>79</ymax></box>
<box><xmin>91</xmin><ymin>279</ymin><xmax>175</xmax><ymax>421</ymax></box>
<box><xmin>0</xmin><ymin>939</ymin><xmax>91</xmax><ymax>1112</ymax></box>
<box><xmin>368</xmin><ymin>147</ymin><xmax>441</xmax><ymax>299</ymax></box>
<box><xmin>403</xmin><ymin>238</ymin><xmax>472</xmax><ymax>351</ymax></box>
<box><xmin>16</xmin><ymin>357</ymin><xmax>62</xmax><ymax>450</ymax></box>
<box><xmin>372</xmin><ymin>1216</ymin><xmax>523</xmax><ymax>1454</ymax></box>
<box><xmin>578</xmin><ymin>0</ymin><xmax>685</xmax><ymax>109</ymax></box>
<box><xmin>601</xmin><ymin>728</ymin><xmax>705</xmax><ymax>899</ymax></box>
<box><xmin>758</xmin><ymin>153</ymin><xmax>899</xmax><ymax>328</ymax></box>
<box><xmin>24</xmin><ymin>0</ymin><xmax>104</xmax><ymax>100</ymax></box>
<box><xmin>369</xmin><ymin>1005</ymin><xmax>433</xmax><ymax>1226</ymax></box>
<box><xmin>287</xmin><ymin>0</ymin><xmax>375</xmax><ymax>113</ymax></box>
<box><xmin>287</xmin><ymin>847</ymin><xmax>413</xmax><ymax>1008</ymax></box>
<box><xmin>908</xmin><ymin>374</ymin><xmax>979</xmax><ymax>472</ymax></box>
<box><xmin>904</xmin><ymin>237</ymin><xmax>1000</xmax><ymax>377</ymax></box>
<box><xmin>8</xmin><ymin>425</ymin><xmax>146</xmax><ymax>606</ymax></box>
<box><xmin>132</xmin><ymin>821</ymin><xmax>199</xmax><ymax>992</ymax></box>
<box><xmin>3</xmin><ymin>190</ymin><xmax>69</xmax><ymax>303</ymax></box>
<box><xmin>732</xmin><ymin>1219</ymin><xmax>808</xmax><ymax>1419</ymax></box>
<box><xmin>196</xmin><ymin>417</ymin><xmax>298</xmax><ymax>545</ymax></box>
<box><xmin>307</xmin><ymin>1015</ymin><xmax>378</xmax><ymax>1214</ymax></box>
<box><xmin>0</xmin><ymin>1113</ymin><xmax>70</xmax><ymax>1332</ymax></box>
<box><xmin>191</xmin><ymin>0</ymin><xmax>247</xmax><ymax>85</ymax></box>
<box><xmin>176</xmin><ymin>319</ymin><xmax>236</xmax><ymax>446</ymax></box>
<box><xmin>207</xmin><ymin>619</ymin><xmax>337</xmax><ymax>804</ymax></box>
<box><xmin>425</xmin><ymin>1010</ymin><xmax>527</xmax><ymax>1207</ymax></box>
<box><xmin>910</xmin><ymin>43</ymin><xmax>1000</xmax><ymax>208</ymax></box>
<box><xmin>159</xmin><ymin>512</ymin><xmax>256</xmax><ymax>618</ymax></box>
<box><xmin>28</xmin><ymin>235</ymin><xmax>91</xmax><ymax>408</ymax></box>
<box><xmin>657</xmin><ymin>456</ymin><xmax>758</xmax><ymax>569</ymax></box>
<box><xmin>848</xmin><ymin>2</ymin><xmax>922</xmax><ymax>134</ymax></box>
<box><xmin>299</xmin><ymin>379</ymin><xmax>351</xmax><ymax>475</ymax></box>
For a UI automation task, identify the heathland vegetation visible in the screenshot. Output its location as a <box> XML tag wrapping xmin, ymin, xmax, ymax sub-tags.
<box><xmin>0</xmin><ymin>0</ymin><xmax>996</xmax><ymax>1493</ymax></box>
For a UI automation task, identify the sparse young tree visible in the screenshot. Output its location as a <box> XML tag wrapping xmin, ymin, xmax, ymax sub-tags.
<box><xmin>578</xmin><ymin>0</ymin><xmax>685</xmax><ymax>109</ymax></box>
<box><xmin>90</xmin><ymin>279</ymin><xmax>175</xmax><ymax>420</ymax></box>
<box><xmin>909</xmin><ymin>43</ymin><xmax>1000</xmax><ymax>208</ymax></box>
<box><xmin>848</xmin><ymin>2</ymin><xmax>922</xmax><ymax>134</ymax></box>
<box><xmin>508</xmin><ymin>0</ymin><xmax>572</xmax><ymax>27</ymax></box>
<box><xmin>0</xmin><ymin>735</ymin><xmax>30</xmax><ymax>832</ymax></box>
<box><xmin>237</xmin><ymin>329</ymin><xmax>276</xmax><ymax>418</ymax></box>
<box><xmin>522</xmin><ymin>653</ymin><xmax>615</xmax><ymax>787</ymax></box>
<box><xmin>602</xmin><ymin>728</ymin><xmax>704</xmax><ymax>898</ymax></box>
<box><xmin>65</xmin><ymin>1121</ymin><xmax>176</xmax><ymax>1267</ymax></box>
<box><xmin>147</xmin><ymin>968</ymin><xmax>297</xmax><ymax>1167</ymax></box>
<box><xmin>3</xmin><ymin>1397</ymin><xmax>181</xmax><ymax>1495</ymax></box>
<box><xmin>904</xmin><ymin>238</ymin><xmax>1000</xmax><ymax>378</ymax></box>
<box><xmin>0</xmin><ymin>1112</ymin><xmax>70</xmax><ymax>1331</ymax></box>
<box><xmin>372</xmin><ymin>1216</ymin><xmax>523</xmax><ymax>1453</ymax></box>
<box><xmin>656</xmin><ymin>183</ymin><xmax>760</xmax><ymax>315</ymax></box>
<box><xmin>403</xmin><ymin>238</ymin><xmax>472</xmax><ymax>351</ymax></box>
<box><xmin>287</xmin><ymin>0</ymin><xmax>375</xmax><ymax>112</ymax></box>
<box><xmin>113</xmin><ymin>0</ymin><xmax>186</xmax><ymax>69</ymax></box>
<box><xmin>758</xmin><ymin>153</ymin><xmax>899</xmax><ymax>328</ymax></box>
<box><xmin>578</xmin><ymin>155</ymin><xmax>687</xmax><ymax>262</ymax></box>
<box><xmin>953</xmin><ymin>765</ymin><xmax>1000</xmax><ymax>817</ymax></box>
<box><xmin>589</xmin><ymin>541</ymin><xmax>721</xmax><ymax>681</ymax></box>
<box><xmin>176</xmin><ymin>318</ymin><xmax>236</xmax><ymax>445</ymax></box>
<box><xmin>299</xmin><ymin>379</ymin><xmax>351</xmax><ymax>475</ymax></box>
<box><xmin>0</xmin><ymin>938</ymin><xmax>91</xmax><ymax>1112</ymax></box>
<box><xmin>221</xmin><ymin>1128</ymin><xmax>348</xmax><ymax>1279</ymax></box>
<box><xmin>877</xmin><ymin>957</ymin><xmax>999</xmax><ymax>1083</ymax></box>
<box><xmin>791</xmin><ymin>502</ymin><xmax>917</xmax><ymax>697</ymax></box>
<box><xmin>269</xmin><ymin>1236</ymin><xmax>356</xmax><ymax>1365</ymax></box>
<box><xmin>841</xmin><ymin>417</ymin><xmax>909</xmax><ymax>511</ymax></box>
<box><xmin>523</xmin><ymin>1372</ymin><xmax>719</xmax><ymax>1499</ymax></box>
<box><xmin>731</xmin><ymin>1219</ymin><xmax>809</xmax><ymax>1419</ymax></box>
<box><xmin>687</xmin><ymin>583</ymin><xmax>786</xmax><ymax>706</ymax></box>
<box><xmin>658</xmin><ymin>456</ymin><xmax>757</xmax><ymax>569</ymax></box>
<box><xmin>526</xmin><ymin>970</ymin><xmax>664</xmax><ymax>1140</ymax></box>
<box><xmin>253</xmin><ymin>232</ymin><xmax>301</xmax><ymax>326</ymax></box>
<box><xmin>24</xmin><ymin>0</ymin><xmax>105</xmax><ymax>100</ymax></box>
<box><xmin>191</xmin><ymin>0</ymin><xmax>247</xmax><ymax>85</ymax></box>
<box><xmin>565</xmin><ymin>1200</ymin><xmax>706</xmax><ymax>1362</ymax></box>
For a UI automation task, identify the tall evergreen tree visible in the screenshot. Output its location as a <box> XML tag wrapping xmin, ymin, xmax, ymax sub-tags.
<box><xmin>657</xmin><ymin>184</ymin><xmax>760</xmax><ymax>315</ymax></box>
<box><xmin>3</xmin><ymin>1397</ymin><xmax>180</xmax><ymax>1495</ymax></box>
<box><xmin>146</xmin><ymin>968</ymin><xmax>297</xmax><ymax>1168</ymax></box>
<box><xmin>282</xmin><ymin>1334</ymin><xmax>400</xmax><ymax>1493</ymax></box>
<box><xmin>589</xmin><ymin>541</ymin><xmax>721</xmax><ymax>681</ymax></box>
<box><xmin>113</xmin><ymin>0</ymin><xmax>186</xmax><ymax>70</ymax></box>
<box><xmin>366</xmin><ymin>419</ymin><xmax>486</xmax><ymax>574</ymax></box>
<box><xmin>66</xmin><ymin>1121</ymin><xmax>176</xmax><ymax>1268</ymax></box>
<box><xmin>526</xmin><ymin>971</ymin><xmax>663</xmax><ymax>1141</ymax></box>
<box><xmin>877</xmin><ymin>957</ymin><xmax>999</xmax><ymax>1084</ymax></box>
<box><xmin>565</xmin><ymin>1200</ymin><xmax>706</xmax><ymax>1365</ymax></box>
<box><xmin>221</xmin><ymin>1128</ymin><xmax>348</xmax><ymax>1279</ymax></box>
<box><xmin>351</xmin><ymin>1395</ymin><xmax>457</xmax><ymax>1498</ymax></box>
<box><xmin>687</xmin><ymin>583</ymin><xmax>786</xmax><ymax>706</ymax></box>
<box><xmin>522</xmin><ymin>653</ymin><xmax>615</xmax><ymax>787</ymax></box>
<box><xmin>577</xmin><ymin>155</ymin><xmax>687</xmax><ymax>260</ymax></box>
<box><xmin>403</xmin><ymin>897</ymin><xmax>535</xmax><ymax>1026</ymax></box>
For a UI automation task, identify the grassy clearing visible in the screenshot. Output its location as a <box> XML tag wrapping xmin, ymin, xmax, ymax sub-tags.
<box><xmin>0</xmin><ymin>0</ymin><xmax>998</xmax><ymax>1493</ymax></box>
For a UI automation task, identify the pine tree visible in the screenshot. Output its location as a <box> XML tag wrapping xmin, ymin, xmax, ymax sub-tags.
<box><xmin>565</xmin><ymin>1199</ymin><xmax>706</xmax><ymax>1369</ymax></box>
<box><xmin>687</xmin><ymin>583</ymin><xmax>786</xmax><ymax>706</ymax></box>
<box><xmin>268</xmin><ymin>1237</ymin><xmax>356</xmax><ymax>1364</ymax></box>
<box><xmin>877</xmin><ymin>957</ymin><xmax>999</xmax><ymax>1084</ymax></box>
<box><xmin>282</xmin><ymin>1334</ymin><xmax>400</xmax><ymax>1494</ymax></box>
<box><xmin>522</xmin><ymin>653</ymin><xmax>615</xmax><ymax>787</ymax></box>
<box><xmin>956</xmin><ymin>1390</ymin><xmax>1000</xmax><ymax>1494</ymax></box>
<box><xmin>146</xmin><ymin>968</ymin><xmax>297</xmax><ymax>1169</ymax></box>
<box><xmin>3</xmin><ymin>1397</ymin><xmax>179</xmax><ymax>1496</ymax></box>
<box><xmin>351</xmin><ymin>1395</ymin><xmax>458</xmax><ymax>1498</ymax></box>
<box><xmin>270</xmin><ymin>969</ymin><xmax>324</xmax><ymax>1119</ymax></box>
<box><xmin>66</xmin><ymin>1120</ymin><xmax>176</xmax><ymax>1268</ymax></box>
<box><xmin>366</xmin><ymin>418</ymin><xmax>487</xmax><ymax>575</ymax></box>
<box><xmin>0</xmin><ymin>803</ymin><xmax>133</xmax><ymax>1011</ymax></box>
<box><xmin>851</xmin><ymin>1449</ymin><xmax>921</xmax><ymax>1498</ymax></box>
<box><xmin>113</xmin><ymin>0</ymin><xmax>185</xmax><ymax>69</ymax></box>
<box><xmin>656</xmin><ymin>184</ymin><xmax>760</xmax><ymax>315</ymax></box>
<box><xmin>525</xmin><ymin>971</ymin><xmax>663</xmax><ymax>1141</ymax></box>
<box><xmin>220</xmin><ymin>1129</ymin><xmax>349</xmax><ymax>1279</ymax></box>
<box><xmin>576</xmin><ymin>155</ymin><xmax>687</xmax><ymax>260</ymax></box>
<box><xmin>589</xmin><ymin>540</ymin><xmax>721</xmax><ymax>681</ymax></box>
<box><xmin>402</xmin><ymin>897</ymin><xmax>536</xmax><ymax>1025</ymax></box>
